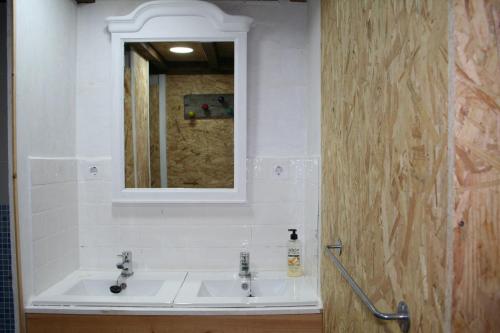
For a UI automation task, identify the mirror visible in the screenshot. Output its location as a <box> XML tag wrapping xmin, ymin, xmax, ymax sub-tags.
<box><xmin>123</xmin><ymin>41</ymin><xmax>235</xmax><ymax>189</ymax></box>
<box><xmin>107</xmin><ymin>0</ymin><xmax>252</xmax><ymax>203</ymax></box>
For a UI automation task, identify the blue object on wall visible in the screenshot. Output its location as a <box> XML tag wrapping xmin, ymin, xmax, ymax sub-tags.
<box><xmin>0</xmin><ymin>204</ymin><xmax>14</xmax><ymax>333</ymax></box>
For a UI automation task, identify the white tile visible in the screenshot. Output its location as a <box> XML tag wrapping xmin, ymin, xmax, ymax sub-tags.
<box><xmin>79</xmin><ymin>246</ymin><xmax>124</xmax><ymax>270</ymax></box>
<box><xmin>32</xmin><ymin>204</ymin><xmax>78</xmax><ymax>240</ymax></box>
<box><xmin>78</xmin><ymin>181</ymin><xmax>112</xmax><ymax>204</ymax></box>
<box><xmin>163</xmin><ymin>225</ymin><xmax>251</xmax><ymax>249</ymax></box>
<box><xmin>33</xmin><ymin>238</ymin><xmax>50</xmax><ymax>268</ymax></box>
<box><xmin>250</xmin><ymin>246</ymin><xmax>288</xmax><ymax>271</ymax></box>
<box><xmin>31</xmin><ymin>182</ymin><xmax>78</xmax><ymax>213</ymax></box>
<box><xmin>30</xmin><ymin>158</ymin><xmax>77</xmax><ymax>185</ymax></box>
<box><xmin>248</xmin><ymin>180</ymin><xmax>304</xmax><ymax>203</ymax></box>
<box><xmin>305</xmin><ymin>158</ymin><xmax>320</xmax><ymax>184</ymax></box>
<box><xmin>251</xmin><ymin>225</ymin><xmax>303</xmax><ymax>247</ymax></box>
<box><xmin>180</xmin><ymin>247</ymin><xmax>242</xmax><ymax>271</ymax></box>
<box><xmin>247</xmin><ymin>158</ymin><xmax>265</xmax><ymax>180</ymax></box>
<box><xmin>79</xmin><ymin>203</ymin><xmax>112</xmax><ymax>226</ymax></box>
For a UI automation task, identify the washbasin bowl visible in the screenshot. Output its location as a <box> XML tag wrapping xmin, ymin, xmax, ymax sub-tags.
<box><xmin>175</xmin><ymin>272</ymin><xmax>319</xmax><ymax>307</ymax></box>
<box><xmin>197</xmin><ymin>278</ymin><xmax>288</xmax><ymax>297</ymax></box>
<box><xmin>64</xmin><ymin>279</ymin><xmax>164</xmax><ymax>297</ymax></box>
<box><xmin>31</xmin><ymin>270</ymin><xmax>187</xmax><ymax>307</ymax></box>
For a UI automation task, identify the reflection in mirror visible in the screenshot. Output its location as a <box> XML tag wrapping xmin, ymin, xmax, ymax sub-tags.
<box><xmin>123</xmin><ymin>42</ymin><xmax>235</xmax><ymax>189</ymax></box>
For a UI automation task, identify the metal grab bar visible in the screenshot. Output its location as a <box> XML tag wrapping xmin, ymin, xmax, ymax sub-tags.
<box><xmin>325</xmin><ymin>240</ymin><xmax>410</xmax><ymax>333</ymax></box>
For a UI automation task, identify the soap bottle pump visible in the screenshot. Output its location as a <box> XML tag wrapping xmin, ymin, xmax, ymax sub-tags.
<box><xmin>287</xmin><ymin>229</ymin><xmax>303</xmax><ymax>277</ymax></box>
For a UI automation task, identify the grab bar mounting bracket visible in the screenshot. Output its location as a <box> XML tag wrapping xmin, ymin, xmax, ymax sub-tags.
<box><xmin>397</xmin><ymin>301</ymin><xmax>410</xmax><ymax>333</ymax></box>
<box><xmin>327</xmin><ymin>239</ymin><xmax>343</xmax><ymax>256</ymax></box>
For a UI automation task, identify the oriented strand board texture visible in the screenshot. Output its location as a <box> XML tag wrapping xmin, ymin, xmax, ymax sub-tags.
<box><xmin>321</xmin><ymin>1</ymin><xmax>448</xmax><ymax>332</ymax></box>
<box><xmin>132</xmin><ymin>51</ymin><xmax>150</xmax><ymax>188</ymax></box>
<box><xmin>149</xmin><ymin>82</ymin><xmax>161</xmax><ymax>188</ymax></box>
<box><xmin>452</xmin><ymin>0</ymin><xmax>500</xmax><ymax>331</ymax></box>
<box><xmin>26</xmin><ymin>314</ymin><xmax>322</xmax><ymax>333</ymax></box>
<box><xmin>124</xmin><ymin>67</ymin><xmax>135</xmax><ymax>188</ymax></box>
<box><xmin>166</xmin><ymin>75</ymin><xmax>234</xmax><ymax>188</ymax></box>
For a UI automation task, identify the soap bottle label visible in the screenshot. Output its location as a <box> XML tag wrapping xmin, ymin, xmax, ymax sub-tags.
<box><xmin>287</xmin><ymin>247</ymin><xmax>302</xmax><ymax>276</ymax></box>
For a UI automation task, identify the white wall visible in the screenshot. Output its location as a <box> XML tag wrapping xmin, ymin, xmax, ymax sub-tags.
<box><xmin>75</xmin><ymin>0</ymin><xmax>319</xmax><ymax>276</ymax></box>
<box><xmin>76</xmin><ymin>0</ymin><xmax>310</xmax><ymax>158</ymax></box>
<box><xmin>305</xmin><ymin>0</ymin><xmax>321</xmax><ymax>290</ymax></box>
<box><xmin>15</xmin><ymin>0</ymin><xmax>79</xmax><ymax>299</ymax></box>
<box><xmin>15</xmin><ymin>0</ymin><xmax>321</xmax><ymax>298</ymax></box>
<box><xmin>307</xmin><ymin>0</ymin><xmax>321</xmax><ymax>157</ymax></box>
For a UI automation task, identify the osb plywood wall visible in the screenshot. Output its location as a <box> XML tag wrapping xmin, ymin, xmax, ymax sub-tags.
<box><xmin>149</xmin><ymin>81</ymin><xmax>161</xmax><ymax>188</ymax></box>
<box><xmin>452</xmin><ymin>0</ymin><xmax>500</xmax><ymax>331</ymax></box>
<box><xmin>166</xmin><ymin>75</ymin><xmax>234</xmax><ymax>188</ymax></box>
<box><xmin>124</xmin><ymin>67</ymin><xmax>135</xmax><ymax>188</ymax></box>
<box><xmin>124</xmin><ymin>51</ymin><xmax>151</xmax><ymax>188</ymax></box>
<box><xmin>321</xmin><ymin>0</ymin><xmax>448</xmax><ymax>332</ymax></box>
<box><xmin>132</xmin><ymin>51</ymin><xmax>150</xmax><ymax>188</ymax></box>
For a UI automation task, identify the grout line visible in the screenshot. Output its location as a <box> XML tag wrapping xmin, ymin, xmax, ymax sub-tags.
<box><xmin>30</xmin><ymin>180</ymin><xmax>79</xmax><ymax>188</ymax></box>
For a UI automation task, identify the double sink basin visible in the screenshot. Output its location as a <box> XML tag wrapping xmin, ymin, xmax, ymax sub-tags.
<box><xmin>31</xmin><ymin>271</ymin><xmax>318</xmax><ymax>308</ymax></box>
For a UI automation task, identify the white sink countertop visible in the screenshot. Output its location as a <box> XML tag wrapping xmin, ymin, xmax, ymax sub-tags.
<box><xmin>174</xmin><ymin>271</ymin><xmax>319</xmax><ymax>308</ymax></box>
<box><xmin>31</xmin><ymin>270</ymin><xmax>188</xmax><ymax>307</ymax></box>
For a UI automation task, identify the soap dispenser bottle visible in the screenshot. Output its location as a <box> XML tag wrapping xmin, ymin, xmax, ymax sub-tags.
<box><xmin>287</xmin><ymin>229</ymin><xmax>303</xmax><ymax>277</ymax></box>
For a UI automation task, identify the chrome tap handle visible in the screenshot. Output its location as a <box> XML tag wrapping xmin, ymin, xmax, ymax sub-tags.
<box><xmin>116</xmin><ymin>251</ymin><xmax>133</xmax><ymax>277</ymax></box>
<box><xmin>116</xmin><ymin>251</ymin><xmax>132</xmax><ymax>270</ymax></box>
<box><xmin>118</xmin><ymin>251</ymin><xmax>131</xmax><ymax>261</ymax></box>
<box><xmin>239</xmin><ymin>251</ymin><xmax>251</xmax><ymax>277</ymax></box>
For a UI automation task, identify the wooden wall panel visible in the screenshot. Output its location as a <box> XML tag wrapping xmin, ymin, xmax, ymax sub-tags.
<box><xmin>320</xmin><ymin>1</ymin><xmax>448</xmax><ymax>332</ymax></box>
<box><xmin>149</xmin><ymin>82</ymin><xmax>161</xmax><ymax>188</ymax></box>
<box><xmin>131</xmin><ymin>50</ymin><xmax>150</xmax><ymax>188</ymax></box>
<box><xmin>452</xmin><ymin>0</ymin><xmax>500</xmax><ymax>331</ymax></box>
<box><xmin>166</xmin><ymin>75</ymin><xmax>234</xmax><ymax>188</ymax></box>
<box><xmin>26</xmin><ymin>313</ymin><xmax>323</xmax><ymax>333</ymax></box>
<box><xmin>124</xmin><ymin>67</ymin><xmax>135</xmax><ymax>188</ymax></box>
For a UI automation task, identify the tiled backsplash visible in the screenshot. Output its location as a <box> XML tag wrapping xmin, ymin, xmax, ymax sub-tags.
<box><xmin>78</xmin><ymin>157</ymin><xmax>319</xmax><ymax>276</ymax></box>
<box><xmin>29</xmin><ymin>157</ymin><xmax>319</xmax><ymax>293</ymax></box>
<box><xmin>29</xmin><ymin>158</ymin><xmax>79</xmax><ymax>295</ymax></box>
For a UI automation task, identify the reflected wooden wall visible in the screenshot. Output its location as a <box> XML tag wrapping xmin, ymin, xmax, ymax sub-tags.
<box><xmin>166</xmin><ymin>75</ymin><xmax>234</xmax><ymax>188</ymax></box>
<box><xmin>149</xmin><ymin>79</ymin><xmax>161</xmax><ymax>188</ymax></box>
<box><xmin>131</xmin><ymin>51</ymin><xmax>150</xmax><ymax>188</ymax></box>
<box><xmin>320</xmin><ymin>0</ymin><xmax>449</xmax><ymax>332</ymax></box>
<box><xmin>124</xmin><ymin>67</ymin><xmax>135</xmax><ymax>188</ymax></box>
<box><xmin>452</xmin><ymin>0</ymin><xmax>500</xmax><ymax>331</ymax></box>
<box><xmin>124</xmin><ymin>50</ymin><xmax>150</xmax><ymax>188</ymax></box>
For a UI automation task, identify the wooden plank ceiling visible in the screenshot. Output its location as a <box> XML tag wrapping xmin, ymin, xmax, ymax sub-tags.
<box><xmin>126</xmin><ymin>42</ymin><xmax>234</xmax><ymax>75</ymax></box>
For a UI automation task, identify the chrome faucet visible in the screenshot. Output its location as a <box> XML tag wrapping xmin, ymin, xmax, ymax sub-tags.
<box><xmin>239</xmin><ymin>251</ymin><xmax>252</xmax><ymax>296</ymax></box>
<box><xmin>239</xmin><ymin>251</ymin><xmax>251</xmax><ymax>278</ymax></box>
<box><xmin>110</xmin><ymin>251</ymin><xmax>133</xmax><ymax>293</ymax></box>
<box><xmin>116</xmin><ymin>250</ymin><xmax>134</xmax><ymax>277</ymax></box>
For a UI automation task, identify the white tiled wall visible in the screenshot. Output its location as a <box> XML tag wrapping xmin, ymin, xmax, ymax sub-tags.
<box><xmin>19</xmin><ymin>0</ymin><xmax>321</xmax><ymax>299</ymax></box>
<box><xmin>78</xmin><ymin>157</ymin><xmax>319</xmax><ymax>277</ymax></box>
<box><xmin>16</xmin><ymin>0</ymin><xmax>78</xmax><ymax>301</ymax></box>
<box><xmin>30</xmin><ymin>158</ymin><xmax>79</xmax><ymax>295</ymax></box>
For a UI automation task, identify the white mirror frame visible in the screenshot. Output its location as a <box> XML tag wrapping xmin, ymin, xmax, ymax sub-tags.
<box><xmin>107</xmin><ymin>0</ymin><xmax>252</xmax><ymax>204</ymax></box>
